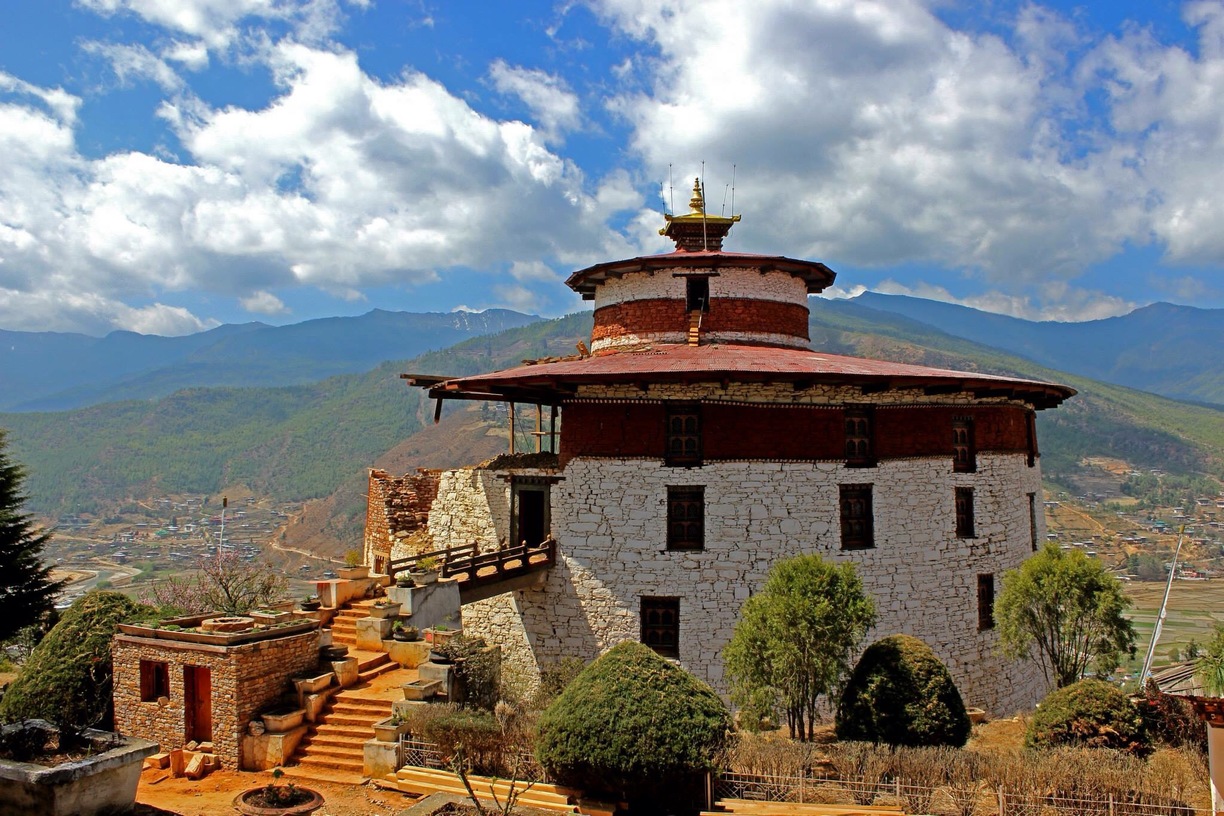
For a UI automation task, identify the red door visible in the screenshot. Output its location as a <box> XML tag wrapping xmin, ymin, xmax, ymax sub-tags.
<box><xmin>183</xmin><ymin>665</ymin><xmax>212</xmax><ymax>743</ymax></box>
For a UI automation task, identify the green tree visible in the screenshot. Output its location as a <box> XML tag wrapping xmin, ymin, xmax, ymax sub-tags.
<box><xmin>535</xmin><ymin>642</ymin><xmax>731</xmax><ymax>809</ymax></box>
<box><xmin>996</xmin><ymin>543</ymin><xmax>1136</xmax><ymax>689</ymax></box>
<box><xmin>835</xmin><ymin>634</ymin><xmax>971</xmax><ymax>747</ymax></box>
<box><xmin>0</xmin><ymin>591</ymin><xmax>156</xmax><ymax>730</ymax></box>
<box><xmin>1026</xmin><ymin>678</ymin><xmax>1145</xmax><ymax>753</ymax></box>
<box><xmin>0</xmin><ymin>428</ymin><xmax>63</xmax><ymax>642</ymax></box>
<box><xmin>723</xmin><ymin>554</ymin><xmax>876</xmax><ymax>741</ymax></box>
<box><xmin>1195</xmin><ymin>624</ymin><xmax>1224</xmax><ymax>696</ymax></box>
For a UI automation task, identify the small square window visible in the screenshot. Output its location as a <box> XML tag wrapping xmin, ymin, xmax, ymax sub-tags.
<box><xmin>977</xmin><ymin>574</ymin><xmax>995</xmax><ymax>631</ymax></box>
<box><xmin>140</xmin><ymin>660</ymin><xmax>169</xmax><ymax>702</ymax></box>
<box><xmin>953</xmin><ymin>419</ymin><xmax>976</xmax><ymax>473</ymax></box>
<box><xmin>667</xmin><ymin>487</ymin><xmax>704</xmax><ymax>551</ymax></box>
<box><xmin>840</xmin><ymin>484</ymin><xmax>874</xmax><ymax>550</ymax></box>
<box><xmin>844</xmin><ymin>408</ymin><xmax>874</xmax><ymax>467</ymax></box>
<box><xmin>641</xmin><ymin>597</ymin><xmax>680</xmax><ymax>658</ymax></box>
<box><xmin>665</xmin><ymin>404</ymin><xmax>702</xmax><ymax>467</ymax></box>
<box><xmin>955</xmin><ymin>487</ymin><xmax>975</xmax><ymax>539</ymax></box>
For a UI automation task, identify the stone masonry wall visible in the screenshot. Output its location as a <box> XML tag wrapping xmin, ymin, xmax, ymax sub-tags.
<box><xmin>365</xmin><ymin>468</ymin><xmax>441</xmax><ymax>568</ymax></box>
<box><xmin>457</xmin><ymin>453</ymin><xmax>1047</xmax><ymax>716</ymax></box>
<box><xmin>112</xmin><ymin>630</ymin><xmax>319</xmax><ymax>768</ymax></box>
<box><xmin>593</xmin><ymin>267</ymin><xmax>807</xmax><ymax>308</ymax></box>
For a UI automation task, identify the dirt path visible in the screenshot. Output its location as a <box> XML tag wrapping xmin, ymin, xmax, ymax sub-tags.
<box><xmin>135</xmin><ymin>767</ymin><xmax>420</xmax><ymax>815</ymax></box>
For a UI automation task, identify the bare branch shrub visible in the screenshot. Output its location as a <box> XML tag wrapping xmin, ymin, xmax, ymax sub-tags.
<box><xmin>141</xmin><ymin>550</ymin><xmax>286</xmax><ymax>615</ymax></box>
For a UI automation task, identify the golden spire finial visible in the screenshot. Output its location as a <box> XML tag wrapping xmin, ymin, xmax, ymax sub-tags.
<box><xmin>688</xmin><ymin>178</ymin><xmax>705</xmax><ymax>214</ymax></box>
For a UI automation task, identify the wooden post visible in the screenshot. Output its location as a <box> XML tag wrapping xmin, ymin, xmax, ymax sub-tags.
<box><xmin>535</xmin><ymin>403</ymin><xmax>543</xmax><ymax>453</ymax></box>
<box><xmin>550</xmin><ymin>404</ymin><xmax>558</xmax><ymax>453</ymax></box>
<box><xmin>509</xmin><ymin>402</ymin><xmax>515</xmax><ymax>454</ymax></box>
<box><xmin>998</xmin><ymin>786</ymin><xmax>1004</xmax><ymax>816</ymax></box>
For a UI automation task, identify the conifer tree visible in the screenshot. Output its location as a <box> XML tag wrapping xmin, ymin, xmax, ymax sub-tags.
<box><xmin>0</xmin><ymin>429</ymin><xmax>63</xmax><ymax>641</ymax></box>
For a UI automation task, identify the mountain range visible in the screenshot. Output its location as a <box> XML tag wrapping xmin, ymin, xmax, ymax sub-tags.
<box><xmin>3</xmin><ymin>298</ymin><xmax>1224</xmax><ymax>551</ymax></box>
<box><xmin>0</xmin><ymin>309</ymin><xmax>539</xmax><ymax>412</ymax></box>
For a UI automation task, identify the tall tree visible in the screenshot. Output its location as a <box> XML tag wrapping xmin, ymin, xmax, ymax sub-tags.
<box><xmin>996</xmin><ymin>543</ymin><xmax>1136</xmax><ymax>689</ymax></box>
<box><xmin>0</xmin><ymin>428</ymin><xmax>63</xmax><ymax>641</ymax></box>
<box><xmin>723</xmin><ymin>554</ymin><xmax>876</xmax><ymax>741</ymax></box>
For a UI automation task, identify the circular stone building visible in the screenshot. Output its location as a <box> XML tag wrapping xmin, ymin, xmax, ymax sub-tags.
<box><xmin>384</xmin><ymin>181</ymin><xmax>1074</xmax><ymax>715</ymax></box>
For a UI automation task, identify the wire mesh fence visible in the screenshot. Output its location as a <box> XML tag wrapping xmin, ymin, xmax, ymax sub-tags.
<box><xmin>713</xmin><ymin>771</ymin><xmax>1204</xmax><ymax>816</ymax></box>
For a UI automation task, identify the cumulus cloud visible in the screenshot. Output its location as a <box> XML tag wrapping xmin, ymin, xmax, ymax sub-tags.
<box><xmin>0</xmin><ymin>287</ymin><xmax>216</xmax><ymax>335</ymax></box>
<box><xmin>76</xmin><ymin>0</ymin><xmax>362</xmax><ymax>48</ymax></box>
<box><xmin>240</xmin><ymin>290</ymin><xmax>290</xmax><ymax>314</ymax></box>
<box><xmin>870</xmin><ymin>279</ymin><xmax>1136</xmax><ymax>322</ymax></box>
<box><xmin>489</xmin><ymin>60</ymin><xmax>582</xmax><ymax>143</ymax></box>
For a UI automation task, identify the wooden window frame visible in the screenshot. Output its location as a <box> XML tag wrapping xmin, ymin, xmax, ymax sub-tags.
<box><xmin>139</xmin><ymin>659</ymin><xmax>170</xmax><ymax>702</ymax></box>
<box><xmin>844</xmin><ymin>408</ymin><xmax>875</xmax><ymax>468</ymax></box>
<box><xmin>977</xmin><ymin>573</ymin><xmax>995</xmax><ymax>631</ymax></box>
<box><xmin>955</xmin><ymin>486</ymin><xmax>976</xmax><ymax>539</ymax></box>
<box><xmin>666</xmin><ymin>486</ymin><xmax>704</xmax><ymax>551</ymax></box>
<box><xmin>510</xmin><ymin>477</ymin><xmax>552</xmax><ymax>548</ymax></box>
<box><xmin>665</xmin><ymin>403</ymin><xmax>702</xmax><ymax>467</ymax></box>
<box><xmin>640</xmin><ymin>596</ymin><xmax>680</xmax><ymax>658</ymax></box>
<box><xmin>1028</xmin><ymin>492</ymin><xmax>1039</xmax><ymax>552</ymax></box>
<box><xmin>952</xmin><ymin>418</ymin><xmax>976</xmax><ymax>473</ymax></box>
<box><xmin>840</xmin><ymin>484</ymin><xmax>874</xmax><ymax>550</ymax></box>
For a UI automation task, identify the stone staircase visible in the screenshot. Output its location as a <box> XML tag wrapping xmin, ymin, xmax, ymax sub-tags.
<box><xmin>281</xmin><ymin>600</ymin><xmax>412</xmax><ymax>784</ymax></box>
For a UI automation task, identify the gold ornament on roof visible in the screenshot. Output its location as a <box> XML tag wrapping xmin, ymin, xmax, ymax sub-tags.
<box><xmin>660</xmin><ymin>177</ymin><xmax>741</xmax><ymax>251</ymax></box>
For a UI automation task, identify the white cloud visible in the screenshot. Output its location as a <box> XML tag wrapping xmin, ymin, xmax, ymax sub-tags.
<box><xmin>489</xmin><ymin>60</ymin><xmax>582</xmax><ymax>143</ymax></box>
<box><xmin>82</xmin><ymin>41</ymin><xmax>186</xmax><ymax>91</ymax></box>
<box><xmin>240</xmin><ymin>290</ymin><xmax>290</xmax><ymax>314</ymax></box>
<box><xmin>76</xmin><ymin>0</ymin><xmax>362</xmax><ymax>48</ymax></box>
<box><xmin>870</xmin><ymin>279</ymin><xmax>1136</xmax><ymax>322</ymax></box>
<box><xmin>596</xmin><ymin>0</ymin><xmax>1145</xmax><ymax>284</ymax></box>
<box><xmin>0</xmin><ymin>287</ymin><xmax>216</xmax><ymax>335</ymax></box>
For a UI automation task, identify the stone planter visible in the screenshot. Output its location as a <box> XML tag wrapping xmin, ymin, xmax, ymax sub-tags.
<box><xmin>402</xmin><ymin>679</ymin><xmax>443</xmax><ymax>701</ymax></box>
<box><xmin>261</xmin><ymin>708</ymin><xmax>306</xmax><ymax>734</ymax></box>
<box><xmin>424</xmin><ymin>627</ymin><xmax>459</xmax><ymax>647</ymax></box>
<box><xmin>368</xmin><ymin>603</ymin><xmax>400</xmax><ymax>619</ymax></box>
<box><xmin>411</xmin><ymin>570</ymin><xmax>438</xmax><ymax>585</ymax></box>
<box><xmin>250</xmin><ymin>609</ymin><xmax>293</xmax><ymax>625</ymax></box>
<box><xmin>0</xmin><ymin>722</ymin><xmax>158</xmax><ymax>816</ymax></box>
<box><xmin>293</xmin><ymin>673</ymin><xmax>333</xmax><ymax>696</ymax></box>
<box><xmin>338</xmin><ymin>566</ymin><xmax>369</xmax><ymax>581</ymax></box>
<box><xmin>232</xmin><ymin>785</ymin><xmax>324</xmax><ymax>816</ymax></box>
<box><xmin>372</xmin><ymin>717</ymin><xmax>410</xmax><ymax>743</ymax></box>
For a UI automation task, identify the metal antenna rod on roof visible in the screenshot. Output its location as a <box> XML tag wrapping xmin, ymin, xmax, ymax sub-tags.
<box><xmin>701</xmin><ymin>160</ymin><xmax>708</xmax><ymax>251</ymax></box>
<box><xmin>668</xmin><ymin>163</ymin><xmax>674</xmax><ymax>216</ymax></box>
<box><xmin>721</xmin><ymin>183</ymin><xmax>729</xmax><ymax>216</ymax></box>
<box><xmin>731</xmin><ymin>163</ymin><xmax>736</xmax><ymax>218</ymax></box>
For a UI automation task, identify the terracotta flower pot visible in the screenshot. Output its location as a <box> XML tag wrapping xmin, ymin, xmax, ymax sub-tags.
<box><xmin>232</xmin><ymin>785</ymin><xmax>324</xmax><ymax>815</ymax></box>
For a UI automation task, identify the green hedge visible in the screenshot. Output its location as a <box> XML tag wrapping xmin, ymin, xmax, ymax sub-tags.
<box><xmin>1026</xmin><ymin>678</ymin><xmax>1145</xmax><ymax>753</ymax></box>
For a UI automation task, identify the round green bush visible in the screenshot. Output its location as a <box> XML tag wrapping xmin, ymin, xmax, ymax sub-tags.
<box><xmin>1026</xmin><ymin>678</ymin><xmax>1145</xmax><ymax>753</ymax></box>
<box><xmin>0</xmin><ymin>591</ymin><xmax>155</xmax><ymax>730</ymax></box>
<box><xmin>535</xmin><ymin>641</ymin><xmax>732</xmax><ymax>798</ymax></box>
<box><xmin>835</xmin><ymin>634</ymin><xmax>971</xmax><ymax>747</ymax></box>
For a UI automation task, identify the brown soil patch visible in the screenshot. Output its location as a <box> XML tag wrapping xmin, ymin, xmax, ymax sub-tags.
<box><xmin>135</xmin><ymin>767</ymin><xmax>420</xmax><ymax>816</ymax></box>
<box><xmin>966</xmin><ymin>716</ymin><xmax>1028</xmax><ymax>753</ymax></box>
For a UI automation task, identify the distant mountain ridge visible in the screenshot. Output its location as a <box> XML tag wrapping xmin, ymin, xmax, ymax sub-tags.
<box><xmin>0</xmin><ymin>309</ymin><xmax>540</xmax><ymax>411</ymax></box>
<box><xmin>853</xmin><ymin>293</ymin><xmax>1224</xmax><ymax>406</ymax></box>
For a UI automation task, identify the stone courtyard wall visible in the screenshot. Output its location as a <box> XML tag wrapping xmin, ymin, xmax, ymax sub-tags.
<box><xmin>364</xmin><ymin>468</ymin><xmax>441</xmax><ymax>569</ymax></box>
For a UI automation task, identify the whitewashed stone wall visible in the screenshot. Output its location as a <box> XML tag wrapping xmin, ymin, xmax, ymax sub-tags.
<box><xmin>427</xmin><ymin>470</ymin><xmax>509</xmax><ymax>552</ymax></box>
<box><xmin>593</xmin><ymin>267</ymin><xmax>807</xmax><ymax>309</ymax></box>
<box><xmin>456</xmin><ymin>452</ymin><xmax>1047</xmax><ymax>716</ymax></box>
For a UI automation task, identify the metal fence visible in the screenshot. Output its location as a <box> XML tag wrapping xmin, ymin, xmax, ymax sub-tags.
<box><xmin>397</xmin><ymin>736</ymin><xmax>550</xmax><ymax>783</ymax></box>
<box><xmin>713</xmin><ymin>771</ymin><xmax>1204</xmax><ymax>816</ymax></box>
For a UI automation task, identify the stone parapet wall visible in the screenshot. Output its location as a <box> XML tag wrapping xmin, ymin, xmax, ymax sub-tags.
<box><xmin>365</xmin><ymin>469</ymin><xmax>441</xmax><ymax>568</ymax></box>
<box><xmin>112</xmin><ymin>630</ymin><xmax>320</xmax><ymax>768</ymax></box>
<box><xmin>458</xmin><ymin>453</ymin><xmax>1047</xmax><ymax>716</ymax></box>
<box><xmin>591</xmin><ymin>297</ymin><xmax>810</xmax><ymax>352</ymax></box>
<box><xmin>592</xmin><ymin>267</ymin><xmax>807</xmax><ymax>308</ymax></box>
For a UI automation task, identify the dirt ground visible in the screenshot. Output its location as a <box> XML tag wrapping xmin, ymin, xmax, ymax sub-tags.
<box><xmin>134</xmin><ymin>767</ymin><xmax>423</xmax><ymax>816</ymax></box>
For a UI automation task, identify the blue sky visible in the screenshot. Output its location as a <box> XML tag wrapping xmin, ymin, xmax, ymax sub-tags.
<box><xmin>1</xmin><ymin>0</ymin><xmax>1223</xmax><ymax>335</ymax></box>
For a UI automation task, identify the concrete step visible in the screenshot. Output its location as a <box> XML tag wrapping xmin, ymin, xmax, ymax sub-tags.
<box><xmin>294</xmin><ymin>755</ymin><xmax>365</xmax><ymax>774</ymax></box>
<box><xmin>319</xmin><ymin>713</ymin><xmax>381</xmax><ymax>728</ymax></box>
<box><xmin>280</xmin><ymin>765</ymin><xmax>364</xmax><ymax>786</ymax></box>
<box><xmin>296</xmin><ymin>743</ymin><xmax>364</xmax><ymax>762</ymax></box>
<box><xmin>310</xmin><ymin>725</ymin><xmax>372</xmax><ymax>740</ymax></box>
<box><xmin>304</xmin><ymin>733</ymin><xmax>370</xmax><ymax>750</ymax></box>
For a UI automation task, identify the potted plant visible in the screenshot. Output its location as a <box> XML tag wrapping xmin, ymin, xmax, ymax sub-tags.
<box><xmin>372</xmin><ymin>712</ymin><xmax>410</xmax><ymax>742</ymax></box>
<box><xmin>300</xmin><ymin>595</ymin><xmax>321</xmax><ymax>611</ymax></box>
<box><xmin>394</xmin><ymin>571</ymin><xmax>415</xmax><ymax>588</ymax></box>
<box><xmin>411</xmin><ymin>554</ymin><xmax>441</xmax><ymax>585</ymax></box>
<box><xmin>337</xmin><ymin>549</ymin><xmax>369</xmax><ymax>580</ymax></box>
<box><xmin>391</xmin><ymin>621</ymin><xmax>419</xmax><ymax>642</ymax></box>
<box><xmin>233</xmin><ymin>769</ymin><xmax>324</xmax><ymax>816</ymax></box>
<box><xmin>368</xmin><ymin>599</ymin><xmax>400</xmax><ymax>619</ymax></box>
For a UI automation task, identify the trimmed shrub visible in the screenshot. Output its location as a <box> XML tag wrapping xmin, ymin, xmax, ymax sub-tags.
<box><xmin>835</xmin><ymin>634</ymin><xmax>971</xmax><ymax>747</ymax></box>
<box><xmin>0</xmin><ymin>591</ymin><xmax>156</xmax><ymax>731</ymax></box>
<box><xmin>535</xmin><ymin>641</ymin><xmax>731</xmax><ymax>802</ymax></box>
<box><xmin>1026</xmin><ymin>678</ymin><xmax>1145</xmax><ymax>753</ymax></box>
<box><xmin>1138</xmin><ymin>678</ymin><xmax>1207</xmax><ymax>751</ymax></box>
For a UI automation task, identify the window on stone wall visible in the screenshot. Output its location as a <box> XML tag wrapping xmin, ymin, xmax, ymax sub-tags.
<box><xmin>665</xmin><ymin>403</ymin><xmax>702</xmax><ymax>467</ymax></box>
<box><xmin>511</xmin><ymin>477</ymin><xmax>553</xmax><ymax>547</ymax></box>
<box><xmin>140</xmin><ymin>659</ymin><xmax>170</xmax><ymax>702</ymax></box>
<box><xmin>1026</xmin><ymin>410</ymin><xmax>1038</xmax><ymax>467</ymax></box>
<box><xmin>1028</xmin><ymin>492</ymin><xmax>1039</xmax><ymax>552</ymax></box>
<box><xmin>844</xmin><ymin>408</ymin><xmax>874</xmax><ymax>467</ymax></box>
<box><xmin>955</xmin><ymin>487</ymin><xmax>976</xmax><ymax>539</ymax></box>
<box><xmin>641</xmin><ymin>596</ymin><xmax>680</xmax><ymax>658</ymax></box>
<box><xmin>667</xmin><ymin>487</ymin><xmax>704</xmax><ymax>550</ymax></box>
<box><xmin>840</xmin><ymin>484</ymin><xmax>874</xmax><ymax>550</ymax></box>
<box><xmin>977</xmin><ymin>573</ymin><xmax>995</xmax><ymax>631</ymax></box>
<box><xmin>686</xmin><ymin>276</ymin><xmax>711</xmax><ymax>313</ymax></box>
<box><xmin>953</xmin><ymin>418</ymin><xmax>976</xmax><ymax>473</ymax></box>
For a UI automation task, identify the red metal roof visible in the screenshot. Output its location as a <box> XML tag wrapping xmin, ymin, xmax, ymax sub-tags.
<box><xmin>564</xmin><ymin>251</ymin><xmax>836</xmax><ymax>298</ymax></box>
<box><xmin>419</xmin><ymin>343</ymin><xmax>1075</xmax><ymax>409</ymax></box>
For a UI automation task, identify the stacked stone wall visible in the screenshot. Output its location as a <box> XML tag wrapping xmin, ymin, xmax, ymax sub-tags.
<box><xmin>365</xmin><ymin>469</ymin><xmax>441</xmax><ymax>567</ymax></box>
<box><xmin>592</xmin><ymin>267</ymin><xmax>807</xmax><ymax>308</ymax></box>
<box><xmin>112</xmin><ymin>630</ymin><xmax>319</xmax><ymax>768</ymax></box>
<box><xmin>591</xmin><ymin>298</ymin><xmax>809</xmax><ymax>351</ymax></box>
<box><xmin>458</xmin><ymin>452</ymin><xmax>1047</xmax><ymax>716</ymax></box>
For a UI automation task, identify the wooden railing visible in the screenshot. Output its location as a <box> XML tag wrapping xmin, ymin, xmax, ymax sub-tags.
<box><xmin>387</xmin><ymin>538</ymin><xmax>557</xmax><ymax>594</ymax></box>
